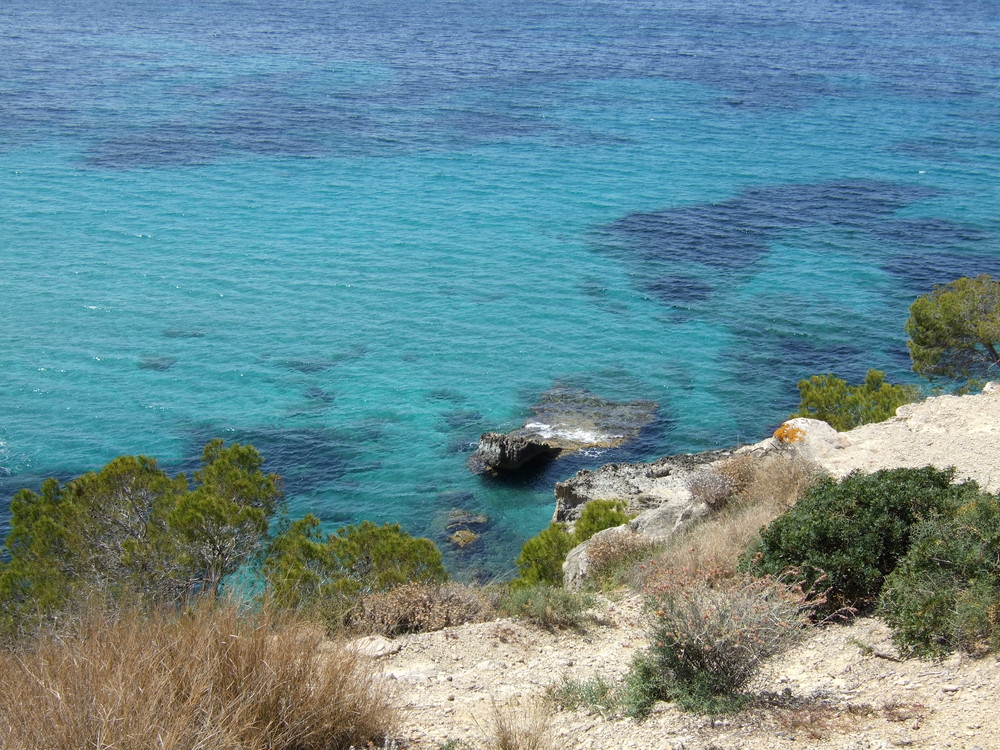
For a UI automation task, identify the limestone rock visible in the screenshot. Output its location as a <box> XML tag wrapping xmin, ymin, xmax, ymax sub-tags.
<box><xmin>562</xmin><ymin>525</ymin><xmax>634</xmax><ymax>589</ymax></box>
<box><xmin>553</xmin><ymin>449</ymin><xmax>732</xmax><ymax>522</ymax></box>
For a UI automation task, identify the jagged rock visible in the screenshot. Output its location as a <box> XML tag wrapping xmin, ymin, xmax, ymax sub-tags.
<box><xmin>771</xmin><ymin>417</ymin><xmax>849</xmax><ymax>463</ymax></box>
<box><xmin>468</xmin><ymin>387</ymin><xmax>658</xmax><ymax>475</ymax></box>
<box><xmin>553</xmin><ymin>449</ymin><xmax>733</xmax><ymax>522</ymax></box>
<box><xmin>628</xmin><ymin>495</ymin><xmax>711</xmax><ymax>539</ymax></box>
<box><xmin>467</xmin><ymin>432</ymin><xmax>561</xmax><ymax>473</ymax></box>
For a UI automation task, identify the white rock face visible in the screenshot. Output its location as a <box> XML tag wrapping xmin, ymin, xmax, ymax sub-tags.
<box><xmin>816</xmin><ymin>384</ymin><xmax>1000</xmax><ymax>491</ymax></box>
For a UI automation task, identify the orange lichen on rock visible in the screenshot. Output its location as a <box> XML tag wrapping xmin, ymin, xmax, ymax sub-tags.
<box><xmin>774</xmin><ymin>423</ymin><xmax>806</xmax><ymax>444</ymax></box>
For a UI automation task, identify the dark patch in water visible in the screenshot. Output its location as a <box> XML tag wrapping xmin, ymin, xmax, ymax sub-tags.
<box><xmin>773</xmin><ymin>338</ymin><xmax>868</xmax><ymax>384</ymax></box>
<box><xmin>605</xmin><ymin>180</ymin><xmax>937</xmax><ymax>274</ymax></box>
<box><xmin>279</xmin><ymin>359</ymin><xmax>337</xmax><ymax>374</ymax></box>
<box><xmin>875</xmin><ymin>218</ymin><xmax>997</xmax><ymax>295</ymax></box>
<box><xmin>442</xmin><ymin>408</ymin><xmax>483</xmax><ymax>431</ymax></box>
<box><xmin>162</xmin><ymin>329</ymin><xmax>207</xmax><ymax>339</ymax></box>
<box><xmin>645</xmin><ymin>275</ymin><xmax>714</xmax><ymax>304</ymax></box>
<box><xmin>428</xmin><ymin>389</ymin><xmax>467</xmax><ymax>404</ymax></box>
<box><xmin>873</xmin><ymin>218</ymin><xmax>992</xmax><ymax>248</ymax></box>
<box><xmin>183</xmin><ymin>425</ymin><xmax>368</xmax><ymax>497</ymax></box>
<box><xmin>85</xmin><ymin>127</ymin><xmax>221</xmax><ymax>169</ymax></box>
<box><xmin>139</xmin><ymin>356</ymin><xmax>177</xmax><ymax>372</ymax></box>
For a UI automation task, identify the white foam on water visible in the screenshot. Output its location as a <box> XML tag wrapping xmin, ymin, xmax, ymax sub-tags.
<box><xmin>524</xmin><ymin>421</ymin><xmax>622</xmax><ymax>444</ymax></box>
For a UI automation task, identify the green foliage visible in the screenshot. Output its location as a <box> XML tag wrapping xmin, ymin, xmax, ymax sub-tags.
<box><xmin>263</xmin><ymin>516</ymin><xmax>446</xmax><ymax>619</ymax></box>
<box><xmin>790</xmin><ymin>370</ymin><xmax>920</xmax><ymax>431</ymax></box>
<box><xmin>496</xmin><ymin>584</ymin><xmax>594</xmax><ymax>630</ymax></box>
<box><xmin>0</xmin><ymin>442</ymin><xmax>282</xmax><ymax>635</ymax></box>
<box><xmin>573</xmin><ymin>499</ymin><xmax>631</xmax><ymax>541</ymax></box>
<box><xmin>513</xmin><ymin>500</ymin><xmax>632</xmax><ymax>587</ymax></box>
<box><xmin>906</xmin><ymin>274</ymin><xmax>1000</xmax><ymax>383</ymax></box>
<box><xmin>879</xmin><ymin>492</ymin><xmax>1000</xmax><ymax>657</ymax></box>
<box><xmin>743</xmin><ymin>467</ymin><xmax>978</xmax><ymax>612</ymax></box>
<box><xmin>512</xmin><ymin>523</ymin><xmax>576</xmax><ymax>587</ymax></box>
<box><xmin>547</xmin><ymin>675</ymin><xmax>622</xmax><ymax>717</ymax></box>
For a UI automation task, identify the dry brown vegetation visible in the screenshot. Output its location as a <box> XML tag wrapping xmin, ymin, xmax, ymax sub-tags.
<box><xmin>638</xmin><ymin>452</ymin><xmax>822</xmax><ymax>589</ymax></box>
<box><xmin>358</xmin><ymin>582</ymin><xmax>498</xmax><ymax>636</ymax></box>
<box><xmin>479</xmin><ymin>698</ymin><xmax>553</xmax><ymax>750</ymax></box>
<box><xmin>0</xmin><ymin>602</ymin><xmax>398</xmax><ymax>750</ymax></box>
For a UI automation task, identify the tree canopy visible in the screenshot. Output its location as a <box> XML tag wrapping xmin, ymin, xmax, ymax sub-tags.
<box><xmin>0</xmin><ymin>441</ymin><xmax>283</xmax><ymax>634</ymax></box>
<box><xmin>790</xmin><ymin>370</ymin><xmax>919</xmax><ymax>431</ymax></box>
<box><xmin>906</xmin><ymin>274</ymin><xmax>1000</xmax><ymax>383</ymax></box>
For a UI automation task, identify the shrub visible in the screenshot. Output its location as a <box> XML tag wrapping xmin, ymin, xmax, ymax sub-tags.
<box><xmin>790</xmin><ymin>370</ymin><xmax>919</xmax><ymax>431</ymax></box>
<box><xmin>0</xmin><ymin>441</ymin><xmax>283</xmax><ymax>637</ymax></box>
<box><xmin>906</xmin><ymin>274</ymin><xmax>1000</xmax><ymax>383</ymax></box>
<box><xmin>584</xmin><ymin>530</ymin><xmax>658</xmax><ymax>589</ymax></box>
<box><xmin>879</xmin><ymin>491</ymin><xmax>1000</xmax><ymax>657</ymax></box>
<box><xmin>479</xmin><ymin>698</ymin><xmax>553</xmax><ymax>750</ymax></box>
<box><xmin>572</xmin><ymin>499</ymin><xmax>631</xmax><ymax>541</ymax></box>
<box><xmin>358</xmin><ymin>582</ymin><xmax>496</xmax><ymax>636</ymax></box>
<box><xmin>497</xmin><ymin>584</ymin><xmax>594</xmax><ymax>630</ymax></box>
<box><xmin>0</xmin><ymin>602</ymin><xmax>397</xmax><ymax>750</ymax></box>
<box><xmin>685</xmin><ymin>470</ymin><xmax>737</xmax><ymax>508</ymax></box>
<box><xmin>743</xmin><ymin>467</ymin><xmax>978</xmax><ymax>612</ymax></box>
<box><xmin>513</xmin><ymin>500</ymin><xmax>632</xmax><ymax>587</ymax></box>
<box><xmin>512</xmin><ymin>523</ymin><xmax>576</xmax><ymax>587</ymax></box>
<box><xmin>625</xmin><ymin>575</ymin><xmax>814</xmax><ymax>716</ymax></box>
<box><xmin>714</xmin><ymin>454</ymin><xmax>756</xmax><ymax>495</ymax></box>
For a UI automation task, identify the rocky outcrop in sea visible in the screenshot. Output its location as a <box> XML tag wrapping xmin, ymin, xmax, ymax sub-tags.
<box><xmin>467</xmin><ymin>387</ymin><xmax>657</xmax><ymax>475</ymax></box>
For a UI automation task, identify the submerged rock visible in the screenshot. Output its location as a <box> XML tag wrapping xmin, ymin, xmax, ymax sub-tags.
<box><xmin>468</xmin><ymin>387</ymin><xmax>658</xmax><ymax>475</ymax></box>
<box><xmin>443</xmin><ymin>508</ymin><xmax>489</xmax><ymax>549</ymax></box>
<box><xmin>448</xmin><ymin>529</ymin><xmax>480</xmax><ymax>548</ymax></box>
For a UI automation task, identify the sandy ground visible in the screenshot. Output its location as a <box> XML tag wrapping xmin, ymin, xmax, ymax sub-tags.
<box><xmin>368</xmin><ymin>595</ymin><xmax>998</xmax><ymax>750</ymax></box>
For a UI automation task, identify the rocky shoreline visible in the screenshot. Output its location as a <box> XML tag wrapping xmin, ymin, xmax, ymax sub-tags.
<box><xmin>552</xmin><ymin>383</ymin><xmax>1000</xmax><ymax>588</ymax></box>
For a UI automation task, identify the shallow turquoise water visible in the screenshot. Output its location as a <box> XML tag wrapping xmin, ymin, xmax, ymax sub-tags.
<box><xmin>2</xmin><ymin>0</ymin><xmax>999</xmax><ymax>575</ymax></box>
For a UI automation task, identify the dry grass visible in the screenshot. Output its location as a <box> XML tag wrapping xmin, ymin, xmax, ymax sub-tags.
<box><xmin>0</xmin><ymin>602</ymin><xmax>398</xmax><ymax>750</ymax></box>
<box><xmin>639</xmin><ymin>453</ymin><xmax>822</xmax><ymax>588</ymax></box>
<box><xmin>585</xmin><ymin>530</ymin><xmax>658</xmax><ymax>588</ymax></box>
<box><xmin>479</xmin><ymin>698</ymin><xmax>553</xmax><ymax>750</ymax></box>
<box><xmin>358</xmin><ymin>582</ymin><xmax>497</xmax><ymax>636</ymax></box>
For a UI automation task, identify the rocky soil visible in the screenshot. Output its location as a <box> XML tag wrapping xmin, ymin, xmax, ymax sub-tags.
<box><xmin>357</xmin><ymin>386</ymin><xmax>1000</xmax><ymax>750</ymax></box>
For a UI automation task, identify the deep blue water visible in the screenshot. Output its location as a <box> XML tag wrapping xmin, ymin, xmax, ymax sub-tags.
<box><xmin>2</xmin><ymin>0</ymin><xmax>999</xmax><ymax>576</ymax></box>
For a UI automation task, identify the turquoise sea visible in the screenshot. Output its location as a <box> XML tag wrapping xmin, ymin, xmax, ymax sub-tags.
<box><xmin>2</xmin><ymin>0</ymin><xmax>999</xmax><ymax>575</ymax></box>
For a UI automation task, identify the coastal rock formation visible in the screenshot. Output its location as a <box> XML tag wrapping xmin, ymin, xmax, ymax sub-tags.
<box><xmin>553</xmin><ymin>448</ymin><xmax>733</xmax><ymax>523</ymax></box>
<box><xmin>559</xmin><ymin>384</ymin><xmax>1000</xmax><ymax>588</ymax></box>
<box><xmin>468</xmin><ymin>387</ymin><xmax>658</xmax><ymax>474</ymax></box>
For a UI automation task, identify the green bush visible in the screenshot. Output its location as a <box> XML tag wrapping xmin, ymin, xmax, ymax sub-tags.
<box><xmin>879</xmin><ymin>492</ymin><xmax>1000</xmax><ymax>657</ymax></box>
<box><xmin>623</xmin><ymin>575</ymin><xmax>813</xmax><ymax>716</ymax></box>
<box><xmin>512</xmin><ymin>523</ymin><xmax>576</xmax><ymax>587</ymax></box>
<box><xmin>906</xmin><ymin>274</ymin><xmax>1000</xmax><ymax>383</ymax></box>
<box><xmin>743</xmin><ymin>467</ymin><xmax>978</xmax><ymax>612</ymax></box>
<box><xmin>513</xmin><ymin>500</ymin><xmax>631</xmax><ymax>587</ymax></box>
<box><xmin>790</xmin><ymin>370</ymin><xmax>919</xmax><ymax>431</ymax></box>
